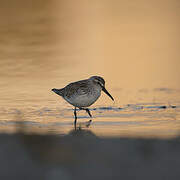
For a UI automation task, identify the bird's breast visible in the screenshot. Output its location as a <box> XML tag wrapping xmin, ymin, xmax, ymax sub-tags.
<box><xmin>64</xmin><ymin>87</ymin><xmax>101</xmax><ymax>107</ymax></box>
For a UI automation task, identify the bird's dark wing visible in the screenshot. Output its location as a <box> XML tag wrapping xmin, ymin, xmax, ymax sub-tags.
<box><xmin>64</xmin><ymin>80</ymin><xmax>90</xmax><ymax>98</ymax></box>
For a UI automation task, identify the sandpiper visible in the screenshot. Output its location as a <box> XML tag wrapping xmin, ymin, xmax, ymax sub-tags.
<box><xmin>52</xmin><ymin>76</ymin><xmax>114</xmax><ymax>129</ymax></box>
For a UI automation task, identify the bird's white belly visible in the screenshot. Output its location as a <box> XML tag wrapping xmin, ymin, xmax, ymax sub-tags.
<box><xmin>65</xmin><ymin>91</ymin><xmax>101</xmax><ymax>107</ymax></box>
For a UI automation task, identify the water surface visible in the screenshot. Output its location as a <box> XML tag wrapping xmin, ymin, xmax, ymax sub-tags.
<box><xmin>0</xmin><ymin>0</ymin><xmax>180</xmax><ymax>138</ymax></box>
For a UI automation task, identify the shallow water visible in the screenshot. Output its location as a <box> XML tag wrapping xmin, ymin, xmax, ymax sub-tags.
<box><xmin>0</xmin><ymin>1</ymin><xmax>180</xmax><ymax>138</ymax></box>
<box><xmin>1</xmin><ymin>100</ymin><xmax>180</xmax><ymax>138</ymax></box>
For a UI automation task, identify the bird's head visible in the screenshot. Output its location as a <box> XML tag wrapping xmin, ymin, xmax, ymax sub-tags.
<box><xmin>89</xmin><ymin>76</ymin><xmax>114</xmax><ymax>101</ymax></box>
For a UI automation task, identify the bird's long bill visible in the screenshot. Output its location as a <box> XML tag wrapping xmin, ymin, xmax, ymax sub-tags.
<box><xmin>102</xmin><ymin>86</ymin><xmax>114</xmax><ymax>101</ymax></box>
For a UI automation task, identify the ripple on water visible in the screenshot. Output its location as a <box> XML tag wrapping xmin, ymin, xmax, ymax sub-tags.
<box><xmin>0</xmin><ymin>103</ymin><xmax>180</xmax><ymax>137</ymax></box>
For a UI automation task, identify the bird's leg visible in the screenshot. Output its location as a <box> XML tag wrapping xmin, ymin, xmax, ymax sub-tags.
<box><xmin>79</xmin><ymin>107</ymin><xmax>92</xmax><ymax>118</ymax></box>
<box><xmin>74</xmin><ymin>107</ymin><xmax>77</xmax><ymax>130</ymax></box>
<box><xmin>84</xmin><ymin>108</ymin><xmax>92</xmax><ymax>127</ymax></box>
<box><xmin>78</xmin><ymin>107</ymin><xmax>92</xmax><ymax>128</ymax></box>
<box><xmin>85</xmin><ymin>108</ymin><xmax>92</xmax><ymax>118</ymax></box>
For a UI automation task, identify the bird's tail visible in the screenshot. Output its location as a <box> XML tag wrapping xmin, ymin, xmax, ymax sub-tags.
<box><xmin>51</xmin><ymin>88</ymin><xmax>64</xmax><ymax>96</ymax></box>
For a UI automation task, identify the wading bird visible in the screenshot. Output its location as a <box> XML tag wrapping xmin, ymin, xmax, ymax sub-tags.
<box><xmin>52</xmin><ymin>76</ymin><xmax>114</xmax><ymax>129</ymax></box>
